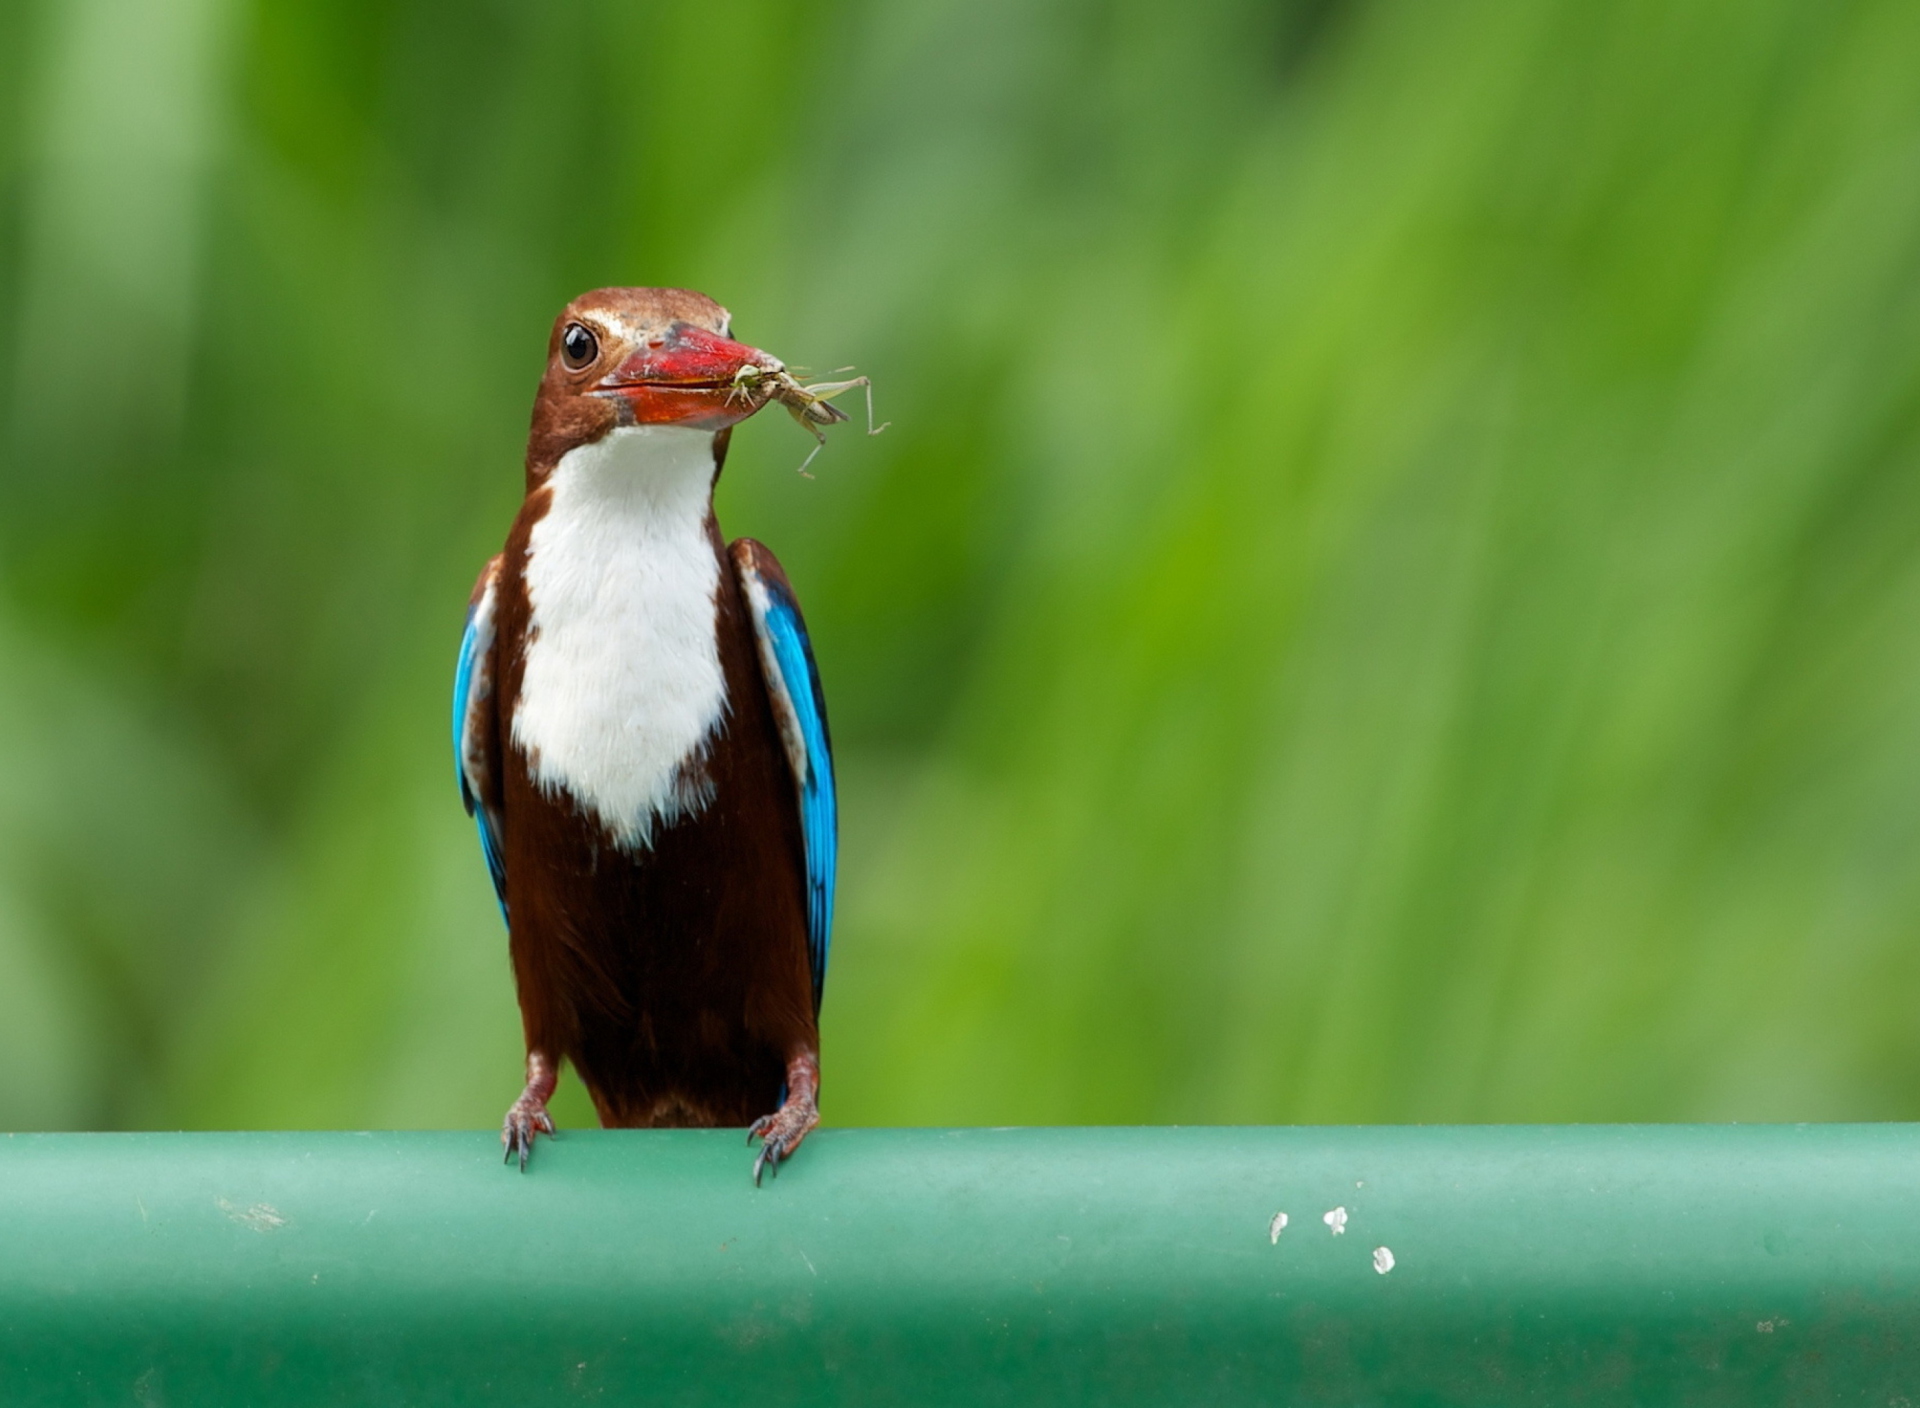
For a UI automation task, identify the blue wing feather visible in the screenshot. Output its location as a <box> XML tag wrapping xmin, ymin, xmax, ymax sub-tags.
<box><xmin>454</xmin><ymin>570</ymin><xmax>508</xmax><ymax>922</ymax></box>
<box><xmin>734</xmin><ymin>544</ymin><xmax>836</xmax><ymax>1012</ymax></box>
<box><xmin>764</xmin><ymin>598</ymin><xmax>836</xmax><ymax>1005</ymax></box>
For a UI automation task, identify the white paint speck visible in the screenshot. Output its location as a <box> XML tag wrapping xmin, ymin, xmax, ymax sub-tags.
<box><xmin>1269</xmin><ymin>1212</ymin><xmax>1289</xmax><ymax>1244</ymax></box>
<box><xmin>1323</xmin><ymin>1207</ymin><xmax>1348</xmax><ymax>1235</ymax></box>
<box><xmin>217</xmin><ymin>1198</ymin><xmax>287</xmax><ymax>1232</ymax></box>
<box><xmin>1373</xmin><ymin>1246</ymin><xmax>1395</xmax><ymax>1274</ymax></box>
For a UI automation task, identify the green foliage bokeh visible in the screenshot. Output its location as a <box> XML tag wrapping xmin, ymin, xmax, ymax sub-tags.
<box><xmin>2</xmin><ymin>0</ymin><xmax>1918</xmax><ymax>1131</ymax></box>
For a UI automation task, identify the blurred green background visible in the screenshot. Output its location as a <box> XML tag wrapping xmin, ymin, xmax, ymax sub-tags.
<box><xmin>2</xmin><ymin>0</ymin><xmax>1919</xmax><ymax>1134</ymax></box>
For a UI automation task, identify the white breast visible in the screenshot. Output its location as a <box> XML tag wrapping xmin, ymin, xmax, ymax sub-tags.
<box><xmin>512</xmin><ymin>424</ymin><xmax>729</xmax><ymax>851</ymax></box>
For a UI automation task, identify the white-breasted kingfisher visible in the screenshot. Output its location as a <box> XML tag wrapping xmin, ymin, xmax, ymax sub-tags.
<box><xmin>453</xmin><ymin>287</ymin><xmax>836</xmax><ymax>1181</ymax></box>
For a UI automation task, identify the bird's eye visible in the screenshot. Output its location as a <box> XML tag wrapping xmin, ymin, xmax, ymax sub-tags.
<box><xmin>560</xmin><ymin>322</ymin><xmax>599</xmax><ymax>371</ymax></box>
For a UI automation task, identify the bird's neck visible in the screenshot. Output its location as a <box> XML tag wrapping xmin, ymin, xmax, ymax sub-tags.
<box><xmin>537</xmin><ymin>423</ymin><xmax>719</xmax><ymax>530</ymax></box>
<box><xmin>511</xmin><ymin>425</ymin><xmax>730</xmax><ymax>851</ymax></box>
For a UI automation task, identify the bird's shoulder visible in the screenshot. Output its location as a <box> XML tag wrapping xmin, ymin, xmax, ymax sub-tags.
<box><xmin>469</xmin><ymin>553</ymin><xmax>503</xmax><ymax>611</ymax></box>
<box><xmin>728</xmin><ymin>537</ymin><xmax>799</xmax><ymax>603</ymax></box>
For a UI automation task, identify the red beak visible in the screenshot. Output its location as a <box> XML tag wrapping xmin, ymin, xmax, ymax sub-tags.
<box><xmin>595</xmin><ymin>322</ymin><xmax>779</xmax><ymax>429</ymax></box>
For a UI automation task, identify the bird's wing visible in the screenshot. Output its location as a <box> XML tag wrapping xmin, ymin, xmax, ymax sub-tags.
<box><xmin>454</xmin><ymin>556</ymin><xmax>507</xmax><ymax>921</ymax></box>
<box><xmin>730</xmin><ymin>539</ymin><xmax>837</xmax><ymax>1012</ymax></box>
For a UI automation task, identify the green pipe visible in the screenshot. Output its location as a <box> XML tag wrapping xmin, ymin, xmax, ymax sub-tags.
<box><xmin>2</xmin><ymin>1125</ymin><xmax>1917</xmax><ymax>1405</ymax></box>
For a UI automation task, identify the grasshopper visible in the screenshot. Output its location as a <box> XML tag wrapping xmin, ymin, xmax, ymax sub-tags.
<box><xmin>730</xmin><ymin>363</ymin><xmax>889</xmax><ymax>476</ymax></box>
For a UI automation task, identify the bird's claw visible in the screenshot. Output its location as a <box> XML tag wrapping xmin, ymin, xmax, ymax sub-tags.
<box><xmin>501</xmin><ymin>1100</ymin><xmax>556</xmax><ymax>1173</ymax></box>
<box><xmin>749</xmin><ymin>1099</ymin><xmax>818</xmax><ymax>1187</ymax></box>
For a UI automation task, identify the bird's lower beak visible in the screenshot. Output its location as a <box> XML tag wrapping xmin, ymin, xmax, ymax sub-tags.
<box><xmin>596</xmin><ymin>322</ymin><xmax>781</xmax><ymax>429</ymax></box>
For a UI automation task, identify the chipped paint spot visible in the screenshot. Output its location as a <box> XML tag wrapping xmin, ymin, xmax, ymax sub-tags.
<box><xmin>1269</xmin><ymin>1211</ymin><xmax>1289</xmax><ymax>1244</ymax></box>
<box><xmin>1323</xmin><ymin>1207</ymin><xmax>1348</xmax><ymax>1235</ymax></box>
<box><xmin>1756</xmin><ymin>1317</ymin><xmax>1788</xmax><ymax>1333</ymax></box>
<box><xmin>217</xmin><ymin>1198</ymin><xmax>286</xmax><ymax>1232</ymax></box>
<box><xmin>1373</xmin><ymin>1246</ymin><xmax>1395</xmax><ymax>1274</ymax></box>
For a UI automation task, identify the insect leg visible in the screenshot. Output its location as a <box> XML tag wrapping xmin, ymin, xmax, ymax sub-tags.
<box><xmin>795</xmin><ymin>376</ymin><xmax>889</xmax><ymax>437</ymax></box>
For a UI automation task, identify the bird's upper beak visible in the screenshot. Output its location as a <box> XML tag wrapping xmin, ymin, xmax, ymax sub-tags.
<box><xmin>595</xmin><ymin>322</ymin><xmax>780</xmax><ymax>429</ymax></box>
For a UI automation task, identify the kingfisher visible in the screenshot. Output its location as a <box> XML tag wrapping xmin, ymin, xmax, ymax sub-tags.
<box><xmin>453</xmin><ymin>287</ymin><xmax>837</xmax><ymax>1181</ymax></box>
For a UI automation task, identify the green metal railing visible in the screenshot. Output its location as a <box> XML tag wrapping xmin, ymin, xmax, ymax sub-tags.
<box><xmin>3</xmin><ymin>1125</ymin><xmax>1918</xmax><ymax>1404</ymax></box>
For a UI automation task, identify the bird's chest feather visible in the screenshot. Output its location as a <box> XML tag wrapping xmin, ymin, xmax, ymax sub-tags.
<box><xmin>510</xmin><ymin>426</ymin><xmax>728</xmax><ymax>851</ymax></box>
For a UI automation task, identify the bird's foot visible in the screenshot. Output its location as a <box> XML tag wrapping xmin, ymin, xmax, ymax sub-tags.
<box><xmin>502</xmin><ymin>1094</ymin><xmax>555</xmax><ymax>1171</ymax></box>
<box><xmin>748</xmin><ymin>1098</ymin><xmax>817</xmax><ymax>1184</ymax></box>
<box><xmin>502</xmin><ymin>1051</ymin><xmax>559</xmax><ymax>1172</ymax></box>
<box><xmin>748</xmin><ymin>1052</ymin><xmax>820</xmax><ymax>1185</ymax></box>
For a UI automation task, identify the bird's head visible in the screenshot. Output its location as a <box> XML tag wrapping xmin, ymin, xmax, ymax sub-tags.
<box><xmin>524</xmin><ymin>287</ymin><xmax>779</xmax><ymax>479</ymax></box>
